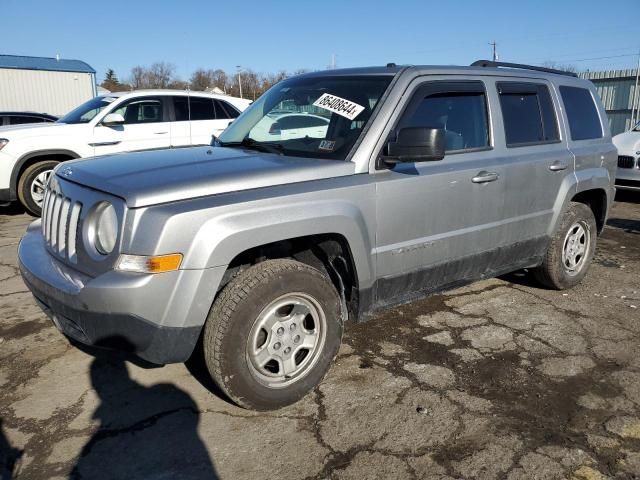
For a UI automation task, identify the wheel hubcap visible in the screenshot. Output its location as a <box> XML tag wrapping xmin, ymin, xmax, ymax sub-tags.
<box><xmin>247</xmin><ymin>293</ymin><xmax>326</xmax><ymax>388</ymax></box>
<box><xmin>31</xmin><ymin>170</ymin><xmax>52</xmax><ymax>207</ymax></box>
<box><xmin>562</xmin><ymin>221</ymin><xmax>589</xmax><ymax>276</ymax></box>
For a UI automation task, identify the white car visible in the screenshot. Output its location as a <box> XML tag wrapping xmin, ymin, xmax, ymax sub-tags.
<box><xmin>249</xmin><ymin>112</ymin><xmax>329</xmax><ymax>142</ymax></box>
<box><xmin>613</xmin><ymin>122</ymin><xmax>640</xmax><ymax>192</ymax></box>
<box><xmin>0</xmin><ymin>90</ymin><xmax>250</xmax><ymax>215</ymax></box>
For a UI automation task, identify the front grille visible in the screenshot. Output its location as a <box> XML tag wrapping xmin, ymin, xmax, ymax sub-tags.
<box><xmin>41</xmin><ymin>188</ymin><xmax>82</xmax><ymax>263</ymax></box>
<box><xmin>618</xmin><ymin>155</ymin><xmax>636</xmax><ymax>169</ymax></box>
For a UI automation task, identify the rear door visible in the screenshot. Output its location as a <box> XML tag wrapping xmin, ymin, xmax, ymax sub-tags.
<box><xmin>169</xmin><ymin>95</ymin><xmax>192</xmax><ymax>147</ymax></box>
<box><xmin>188</xmin><ymin>97</ymin><xmax>240</xmax><ymax>145</ymax></box>
<box><xmin>374</xmin><ymin>79</ymin><xmax>510</xmax><ymax>303</ymax></box>
<box><xmin>491</xmin><ymin>79</ymin><xmax>574</xmax><ymax>250</ymax></box>
<box><xmin>91</xmin><ymin>96</ymin><xmax>171</xmax><ymax>155</ymax></box>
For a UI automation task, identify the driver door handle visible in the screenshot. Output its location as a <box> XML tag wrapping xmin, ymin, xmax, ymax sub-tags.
<box><xmin>549</xmin><ymin>161</ymin><xmax>568</xmax><ymax>171</ymax></box>
<box><xmin>153</xmin><ymin>131</ymin><xmax>169</xmax><ymax>135</ymax></box>
<box><xmin>471</xmin><ymin>171</ymin><xmax>499</xmax><ymax>183</ymax></box>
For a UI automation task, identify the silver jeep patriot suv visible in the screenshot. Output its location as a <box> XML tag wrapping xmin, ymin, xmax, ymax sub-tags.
<box><xmin>19</xmin><ymin>61</ymin><xmax>616</xmax><ymax>410</ymax></box>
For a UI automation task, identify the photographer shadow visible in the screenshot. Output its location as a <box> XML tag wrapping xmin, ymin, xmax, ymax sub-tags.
<box><xmin>69</xmin><ymin>340</ymin><xmax>218</xmax><ymax>480</ymax></box>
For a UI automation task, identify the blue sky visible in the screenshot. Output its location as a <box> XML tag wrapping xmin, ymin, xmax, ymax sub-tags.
<box><xmin>2</xmin><ymin>0</ymin><xmax>639</xmax><ymax>82</ymax></box>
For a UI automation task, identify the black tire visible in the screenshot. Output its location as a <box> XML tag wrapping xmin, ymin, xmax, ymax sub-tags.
<box><xmin>534</xmin><ymin>202</ymin><xmax>597</xmax><ymax>290</ymax></box>
<box><xmin>203</xmin><ymin>259</ymin><xmax>344</xmax><ymax>410</ymax></box>
<box><xmin>17</xmin><ymin>160</ymin><xmax>58</xmax><ymax>216</ymax></box>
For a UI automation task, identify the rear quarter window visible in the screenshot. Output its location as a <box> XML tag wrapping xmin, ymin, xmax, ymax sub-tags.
<box><xmin>559</xmin><ymin>86</ymin><xmax>603</xmax><ymax>141</ymax></box>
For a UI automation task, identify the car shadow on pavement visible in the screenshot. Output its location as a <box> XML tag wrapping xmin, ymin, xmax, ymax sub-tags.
<box><xmin>0</xmin><ymin>203</ymin><xmax>30</xmax><ymax>217</ymax></box>
<box><xmin>69</xmin><ymin>339</ymin><xmax>219</xmax><ymax>480</ymax></box>
<box><xmin>0</xmin><ymin>418</ymin><xmax>23</xmax><ymax>480</ymax></box>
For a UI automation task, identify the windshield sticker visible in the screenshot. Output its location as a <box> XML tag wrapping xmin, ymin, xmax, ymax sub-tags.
<box><xmin>313</xmin><ymin>93</ymin><xmax>365</xmax><ymax>120</ymax></box>
<box><xmin>318</xmin><ymin>140</ymin><xmax>336</xmax><ymax>152</ymax></box>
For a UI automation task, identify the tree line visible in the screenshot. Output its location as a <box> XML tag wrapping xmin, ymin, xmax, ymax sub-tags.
<box><xmin>100</xmin><ymin>62</ymin><xmax>309</xmax><ymax>99</ymax></box>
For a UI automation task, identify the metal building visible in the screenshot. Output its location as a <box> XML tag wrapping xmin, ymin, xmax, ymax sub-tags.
<box><xmin>580</xmin><ymin>68</ymin><xmax>640</xmax><ymax>136</ymax></box>
<box><xmin>0</xmin><ymin>54</ymin><xmax>96</xmax><ymax>117</ymax></box>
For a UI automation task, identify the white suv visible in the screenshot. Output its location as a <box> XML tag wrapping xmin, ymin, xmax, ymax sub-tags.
<box><xmin>0</xmin><ymin>90</ymin><xmax>250</xmax><ymax>215</ymax></box>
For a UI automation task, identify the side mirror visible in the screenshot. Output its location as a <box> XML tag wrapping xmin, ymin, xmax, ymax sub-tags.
<box><xmin>383</xmin><ymin>127</ymin><xmax>445</xmax><ymax>165</ymax></box>
<box><xmin>102</xmin><ymin>113</ymin><xmax>125</xmax><ymax>126</ymax></box>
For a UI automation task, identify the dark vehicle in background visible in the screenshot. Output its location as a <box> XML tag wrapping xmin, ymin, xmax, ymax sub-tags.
<box><xmin>0</xmin><ymin>111</ymin><xmax>57</xmax><ymax>126</ymax></box>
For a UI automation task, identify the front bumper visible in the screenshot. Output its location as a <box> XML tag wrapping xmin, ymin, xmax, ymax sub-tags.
<box><xmin>18</xmin><ymin>220</ymin><xmax>227</xmax><ymax>364</ymax></box>
<box><xmin>615</xmin><ymin>166</ymin><xmax>640</xmax><ymax>191</ymax></box>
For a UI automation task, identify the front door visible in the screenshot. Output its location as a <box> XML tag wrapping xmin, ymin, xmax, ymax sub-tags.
<box><xmin>91</xmin><ymin>96</ymin><xmax>171</xmax><ymax>156</ymax></box>
<box><xmin>374</xmin><ymin>80</ymin><xmax>509</xmax><ymax>307</ymax></box>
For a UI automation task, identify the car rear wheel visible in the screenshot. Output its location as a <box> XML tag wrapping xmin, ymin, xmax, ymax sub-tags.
<box><xmin>17</xmin><ymin>160</ymin><xmax>58</xmax><ymax>216</ymax></box>
<box><xmin>534</xmin><ymin>202</ymin><xmax>597</xmax><ymax>289</ymax></box>
<box><xmin>203</xmin><ymin>259</ymin><xmax>344</xmax><ymax>410</ymax></box>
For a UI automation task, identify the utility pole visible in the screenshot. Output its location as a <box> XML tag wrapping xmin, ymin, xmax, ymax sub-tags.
<box><xmin>236</xmin><ymin>65</ymin><xmax>243</xmax><ymax>99</ymax></box>
<box><xmin>489</xmin><ymin>41</ymin><xmax>498</xmax><ymax>62</ymax></box>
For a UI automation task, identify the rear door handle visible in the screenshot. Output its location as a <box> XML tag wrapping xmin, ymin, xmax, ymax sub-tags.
<box><xmin>549</xmin><ymin>161</ymin><xmax>568</xmax><ymax>171</ymax></box>
<box><xmin>471</xmin><ymin>171</ymin><xmax>499</xmax><ymax>183</ymax></box>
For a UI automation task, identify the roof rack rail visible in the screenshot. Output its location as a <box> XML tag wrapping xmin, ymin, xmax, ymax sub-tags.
<box><xmin>470</xmin><ymin>60</ymin><xmax>578</xmax><ymax>78</ymax></box>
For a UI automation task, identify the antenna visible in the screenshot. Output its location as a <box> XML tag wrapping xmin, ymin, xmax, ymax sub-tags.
<box><xmin>55</xmin><ymin>53</ymin><xmax>60</xmax><ymax>62</ymax></box>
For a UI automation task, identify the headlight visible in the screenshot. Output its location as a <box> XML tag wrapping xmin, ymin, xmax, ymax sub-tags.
<box><xmin>92</xmin><ymin>202</ymin><xmax>118</xmax><ymax>255</ymax></box>
<box><xmin>0</xmin><ymin>139</ymin><xmax>8</xmax><ymax>151</ymax></box>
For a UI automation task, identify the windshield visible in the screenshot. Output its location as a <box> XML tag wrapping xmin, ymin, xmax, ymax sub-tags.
<box><xmin>57</xmin><ymin>96</ymin><xmax>117</xmax><ymax>124</ymax></box>
<box><xmin>216</xmin><ymin>75</ymin><xmax>393</xmax><ymax>160</ymax></box>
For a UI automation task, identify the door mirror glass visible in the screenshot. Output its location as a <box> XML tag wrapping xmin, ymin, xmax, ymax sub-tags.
<box><xmin>384</xmin><ymin>127</ymin><xmax>445</xmax><ymax>164</ymax></box>
<box><xmin>102</xmin><ymin>113</ymin><xmax>125</xmax><ymax>126</ymax></box>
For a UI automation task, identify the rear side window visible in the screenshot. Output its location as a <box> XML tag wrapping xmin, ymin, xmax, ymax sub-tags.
<box><xmin>173</xmin><ymin>96</ymin><xmax>189</xmax><ymax>122</ymax></box>
<box><xmin>189</xmin><ymin>97</ymin><xmax>216</xmax><ymax>121</ymax></box>
<box><xmin>497</xmin><ymin>82</ymin><xmax>559</xmax><ymax>147</ymax></box>
<box><xmin>214</xmin><ymin>100</ymin><xmax>240</xmax><ymax>119</ymax></box>
<box><xmin>559</xmin><ymin>86</ymin><xmax>603</xmax><ymax>141</ymax></box>
<box><xmin>401</xmin><ymin>88</ymin><xmax>490</xmax><ymax>152</ymax></box>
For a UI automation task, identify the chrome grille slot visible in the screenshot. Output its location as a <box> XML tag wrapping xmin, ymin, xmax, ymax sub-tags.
<box><xmin>67</xmin><ymin>201</ymin><xmax>82</xmax><ymax>262</ymax></box>
<box><xmin>41</xmin><ymin>188</ymin><xmax>82</xmax><ymax>264</ymax></box>
<box><xmin>57</xmin><ymin>198</ymin><xmax>71</xmax><ymax>254</ymax></box>
<box><xmin>618</xmin><ymin>156</ymin><xmax>636</xmax><ymax>169</ymax></box>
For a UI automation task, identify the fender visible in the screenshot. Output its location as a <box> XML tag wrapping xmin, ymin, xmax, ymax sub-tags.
<box><xmin>9</xmin><ymin>149</ymin><xmax>80</xmax><ymax>200</ymax></box>
<box><xmin>547</xmin><ymin>166</ymin><xmax>611</xmax><ymax>239</ymax></box>
<box><xmin>185</xmin><ymin>199</ymin><xmax>376</xmax><ymax>289</ymax></box>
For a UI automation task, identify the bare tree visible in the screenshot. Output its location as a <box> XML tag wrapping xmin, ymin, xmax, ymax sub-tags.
<box><xmin>190</xmin><ymin>69</ymin><xmax>215</xmax><ymax>91</ymax></box>
<box><xmin>129</xmin><ymin>62</ymin><xmax>177</xmax><ymax>89</ymax></box>
<box><xmin>542</xmin><ymin>61</ymin><xmax>578</xmax><ymax>73</ymax></box>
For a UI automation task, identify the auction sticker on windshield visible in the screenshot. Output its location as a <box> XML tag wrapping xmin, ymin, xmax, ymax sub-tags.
<box><xmin>313</xmin><ymin>93</ymin><xmax>365</xmax><ymax>121</ymax></box>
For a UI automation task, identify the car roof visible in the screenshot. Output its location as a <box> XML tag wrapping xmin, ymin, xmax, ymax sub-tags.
<box><xmin>101</xmin><ymin>89</ymin><xmax>244</xmax><ymax>100</ymax></box>
<box><xmin>300</xmin><ymin>64</ymin><xmax>587</xmax><ymax>84</ymax></box>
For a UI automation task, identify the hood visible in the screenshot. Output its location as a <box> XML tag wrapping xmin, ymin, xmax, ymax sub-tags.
<box><xmin>57</xmin><ymin>146</ymin><xmax>356</xmax><ymax>208</ymax></box>
<box><xmin>0</xmin><ymin>122</ymin><xmax>85</xmax><ymax>139</ymax></box>
<box><xmin>613</xmin><ymin>130</ymin><xmax>640</xmax><ymax>156</ymax></box>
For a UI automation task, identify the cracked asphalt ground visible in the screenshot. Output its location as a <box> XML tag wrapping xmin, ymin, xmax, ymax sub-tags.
<box><xmin>1</xmin><ymin>194</ymin><xmax>639</xmax><ymax>480</ymax></box>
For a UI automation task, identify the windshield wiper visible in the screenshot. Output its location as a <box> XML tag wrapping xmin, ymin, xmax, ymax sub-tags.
<box><xmin>219</xmin><ymin>138</ymin><xmax>284</xmax><ymax>155</ymax></box>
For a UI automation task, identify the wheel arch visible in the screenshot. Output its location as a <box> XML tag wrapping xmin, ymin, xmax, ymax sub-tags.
<box><xmin>10</xmin><ymin>149</ymin><xmax>80</xmax><ymax>200</ymax></box>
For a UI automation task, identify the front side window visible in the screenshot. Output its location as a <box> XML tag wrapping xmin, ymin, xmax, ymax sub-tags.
<box><xmin>58</xmin><ymin>96</ymin><xmax>116</xmax><ymax>124</ymax></box>
<box><xmin>559</xmin><ymin>86</ymin><xmax>603</xmax><ymax>141</ymax></box>
<box><xmin>399</xmin><ymin>88</ymin><xmax>490</xmax><ymax>152</ymax></box>
<box><xmin>498</xmin><ymin>82</ymin><xmax>559</xmax><ymax>146</ymax></box>
<box><xmin>217</xmin><ymin>75</ymin><xmax>393</xmax><ymax>160</ymax></box>
<box><xmin>113</xmin><ymin>97</ymin><xmax>164</xmax><ymax>124</ymax></box>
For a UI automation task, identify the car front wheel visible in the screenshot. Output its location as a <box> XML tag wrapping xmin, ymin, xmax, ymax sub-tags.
<box><xmin>203</xmin><ymin>259</ymin><xmax>344</xmax><ymax>410</ymax></box>
<box><xmin>17</xmin><ymin>160</ymin><xmax>58</xmax><ymax>216</ymax></box>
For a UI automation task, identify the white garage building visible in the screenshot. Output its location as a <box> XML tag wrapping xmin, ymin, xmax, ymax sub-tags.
<box><xmin>0</xmin><ymin>54</ymin><xmax>96</xmax><ymax>117</ymax></box>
